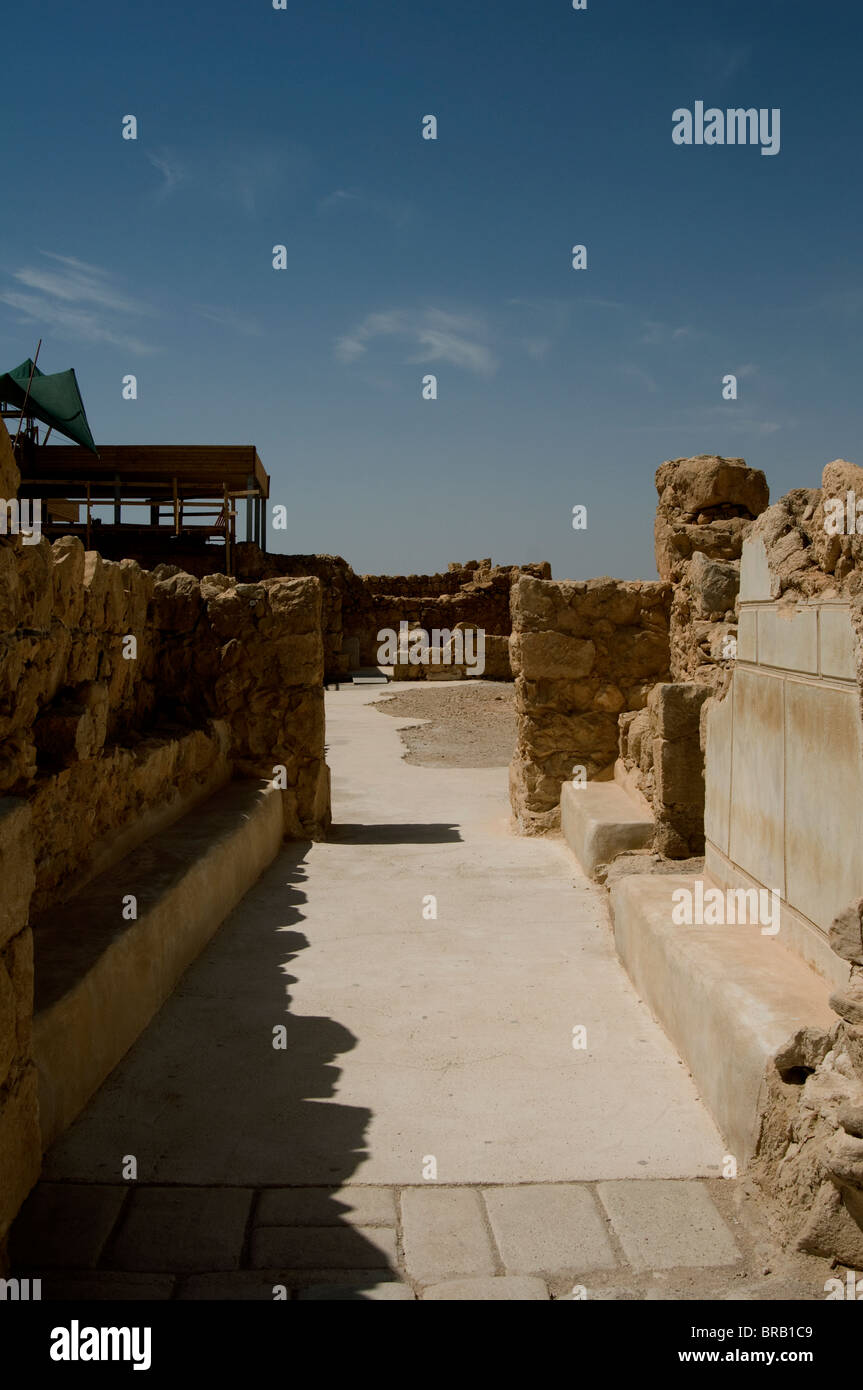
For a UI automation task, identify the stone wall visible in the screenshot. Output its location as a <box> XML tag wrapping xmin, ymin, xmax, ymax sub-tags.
<box><xmin>616</xmin><ymin>455</ymin><xmax>769</xmax><ymax>856</ymax></box>
<box><xmin>509</xmin><ymin>576</ymin><xmax>671</xmax><ymax>832</ymax></box>
<box><xmin>235</xmin><ymin>547</ymin><xmax>550</xmax><ymax>678</ymax></box>
<box><xmin>0</xmin><ymin>419</ymin><xmax>331</xmax><ymax>1254</ymax></box>
<box><xmin>699</xmin><ymin>459</ymin><xmax>863</xmax><ymax>1264</ymax></box>
<box><xmin>1</xmin><ymin>540</ymin><xmax>330</xmax><ymax>902</ymax></box>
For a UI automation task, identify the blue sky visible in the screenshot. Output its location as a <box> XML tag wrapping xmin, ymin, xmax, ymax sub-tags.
<box><xmin>2</xmin><ymin>0</ymin><xmax>861</xmax><ymax>579</ymax></box>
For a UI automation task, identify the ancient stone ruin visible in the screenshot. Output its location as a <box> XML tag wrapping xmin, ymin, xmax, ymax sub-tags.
<box><xmin>3</xmin><ymin>413</ymin><xmax>863</xmax><ymax>1297</ymax></box>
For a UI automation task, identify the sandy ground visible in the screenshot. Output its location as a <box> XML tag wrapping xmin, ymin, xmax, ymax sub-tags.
<box><xmin>372</xmin><ymin>680</ymin><xmax>517</xmax><ymax>767</ymax></box>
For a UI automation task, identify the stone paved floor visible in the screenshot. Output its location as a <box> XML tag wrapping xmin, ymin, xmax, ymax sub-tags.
<box><xmin>11</xmin><ymin>1178</ymin><xmax>831</xmax><ymax>1300</ymax></box>
<box><xmin>9</xmin><ymin>686</ymin><xmax>834</xmax><ymax>1300</ymax></box>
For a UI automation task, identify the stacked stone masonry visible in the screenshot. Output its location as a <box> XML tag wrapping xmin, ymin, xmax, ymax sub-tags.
<box><xmin>0</xmin><ymin>419</ymin><xmax>331</xmax><ymax>1257</ymax></box>
<box><xmin>234</xmin><ymin>546</ymin><xmax>550</xmax><ymax>679</ymax></box>
<box><xmin>508</xmin><ymin>576</ymin><xmax>671</xmax><ymax>833</ymax></box>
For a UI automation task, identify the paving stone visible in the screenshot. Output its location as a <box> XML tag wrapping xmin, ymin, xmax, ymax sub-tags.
<box><xmin>108</xmin><ymin>1186</ymin><xmax>253</xmax><ymax>1272</ymax></box>
<box><xmin>400</xmin><ymin>1187</ymin><xmax>496</xmax><ymax>1283</ymax></box>
<box><xmin>423</xmin><ymin>1276</ymin><xmax>549</xmax><ymax>1301</ymax></box>
<box><xmin>483</xmin><ymin>1185</ymin><xmax>618</xmax><ymax>1275</ymax></box>
<box><xmin>299</xmin><ymin>1282</ymin><xmax>415</xmax><ymax>1300</ymax></box>
<box><xmin>177</xmin><ymin>1272</ymin><xmax>295</xmax><ymax>1300</ymax></box>
<box><xmin>596</xmin><ymin>1181</ymin><xmax>741</xmax><ymax>1271</ymax></box>
<box><xmin>39</xmin><ymin>1272</ymin><xmax>175</xmax><ymax>1300</ymax></box>
<box><xmin>250</xmin><ymin>1224</ymin><xmax>397</xmax><ymax>1270</ymax></box>
<box><xmin>255</xmin><ymin>1186</ymin><xmax>396</xmax><ymax>1228</ymax></box>
<box><xmin>10</xmin><ymin>1183</ymin><xmax>128</xmax><ymax>1269</ymax></box>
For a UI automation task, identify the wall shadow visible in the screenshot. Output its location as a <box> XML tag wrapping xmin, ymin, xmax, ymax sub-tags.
<box><xmin>11</xmin><ymin>841</ymin><xmax>401</xmax><ymax>1299</ymax></box>
<box><xmin>330</xmin><ymin>823</ymin><xmax>462</xmax><ymax>845</ymax></box>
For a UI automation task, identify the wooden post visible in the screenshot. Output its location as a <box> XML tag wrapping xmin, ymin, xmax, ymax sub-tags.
<box><xmin>173</xmin><ymin>478</ymin><xmax>179</xmax><ymax>535</ymax></box>
<box><xmin>223</xmin><ymin>484</ymin><xmax>231</xmax><ymax>575</ymax></box>
<box><xmin>86</xmin><ymin>482</ymin><xmax>91</xmax><ymax>550</ymax></box>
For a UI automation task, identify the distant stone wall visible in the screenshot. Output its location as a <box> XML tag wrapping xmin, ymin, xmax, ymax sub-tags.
<box><xmin>509</xmin><ymin>576</ymin><xmax>671</xmax><ymax>832</ymax></box>
<box><xmin>235</xmin><ymin>548</ymin><xmax>550</xmax><ymax>677</ymax></box>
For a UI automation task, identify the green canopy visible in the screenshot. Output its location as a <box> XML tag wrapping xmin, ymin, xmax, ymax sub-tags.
<box><xmin>0</xmin><ymin>359</ymin><xmax>97</xmax><ymax>453</ymax></box>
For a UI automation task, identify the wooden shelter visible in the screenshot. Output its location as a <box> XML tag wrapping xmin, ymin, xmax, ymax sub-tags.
<box><xmin>16</xmin><ymin>443</ymin><xmax>270</xmax><ymax>574</ymax></box>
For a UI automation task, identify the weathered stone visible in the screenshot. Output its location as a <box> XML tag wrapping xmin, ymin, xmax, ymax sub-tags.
<box><xmin>51</xmin><ymin>536</ymin><xmax>86</xmax><ymax>627</ymax></box>
<box><xmin>509</xmin><ymin>576</ymin><xmax>671</xmax><ymax>832</ymax></box>
<box><xmin>400</xmin><ymin>1188</ymin><xmax>496</xmax><ymax>1283</ymax></box>
<box><xmin>33</xmin><ymin>681</ymin><xmax>108</xmax><ymax>763</ymax></box>
<box><xmin>597</xmin><ymin>1180</ymin><xmax>741</xmax><ymax>1270</ymax></box>
<box><xmin>0</xmin><ymin>1064</ymin><xmax>41</xmax><ymax>1244</ymax></box>
<box><xmin>0</xmin><ymin>418</ymin><xmax>21</xmax><ymax>499</ymax></box>
<box><xmin>0</xmin><ymin>798</ymin><xmax>35</xmax><ymax>950</ymax></box>
<box><xmin>0</xmin><ymin>956</ymin><xmax>17</xmax><ymax>1085</ymax></box>
<box><xmin>110</xmin><ymin>1186</ymin><xmax>254</xmax><ymax>1272</ymax></box>
<box><xmin>839</xmin><ymin>1102</ymin><xmax>863</xmax><ymax>1139</ymax></box>
<box><xmin>830</xmin><ymin>981</ymin><xmax>863</xmax><ymax>1026</ymax></box>
<box><xmin>422</xmin><ymin>1276</ymin><xmax>549</xmax><ymax>1300</ymax></box>
<box><xmin>483</xmin><ymin>1185</ymin><xmax>617</xmax><ymax>1275</ymax></box>
<box><xmin>795</xmin><ymin>1182</ymin><xmax>863</xmax><ymax>1266</ymax></box>
<box><xmin>512</xmin><ymin>631</ymin><xmax>595</xmax><ymax>681</ymax></box>
<box><xmin>688</xmin><ymin>551</ymin><xmax>739</xmax><ymax>617</ymax></box>
<box><xmin>829</xmin><ymin>901</ymin><xmax>863</xmax><ymax>967</ymax></box>
<box><xmin>773</xmin><ymin>1027</ymin><xmax>832</xmax><ymax>1075</ymax></box>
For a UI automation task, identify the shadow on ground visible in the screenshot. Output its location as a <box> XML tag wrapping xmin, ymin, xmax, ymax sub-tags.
<box><xmin>11</xmin><ymin>841</ymin><xmax>402</xmax><ymax>1299</ymax></box>
<box><xmin>329</xmin><ymin>823</ymin><xmax>462</xmax><ymax>844</ymax></box>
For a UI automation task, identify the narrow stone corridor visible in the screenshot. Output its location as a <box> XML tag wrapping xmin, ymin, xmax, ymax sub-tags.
<box><xmin>10</xmin><ymin>686</ymin><xmax>829</xmax><ymax>1299</ymax></box>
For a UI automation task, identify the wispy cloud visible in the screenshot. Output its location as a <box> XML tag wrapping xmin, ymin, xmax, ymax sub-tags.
<box><xmin>640</xmin><ymin>320</ymin><xmax>694</xmax><ymax>346</ymax></box>
<box><xmin>144</xmin><ymin>140</ymin><xmax>310</xmax><ymax>216</ymax></box>
<box><xmin>193</xmin><ymin>304</ymin><xmax>262</xmax><ymax>337</ymax></box>
<box><xmin>336</xmin><ymin>307</ymin><xmax>497</xmax><ymax>376</ymax></box>
<box><xmin>147</xmin><ymin>151</ymin><xmax>186</xmax><ymax>203</ymax></box>
<box><xmin>0</xmin><ymin>253</ymin><xmax>156</xmax><ymax>353</ymax></box>
<box><xmin>318</xmin><ymin>187</ymin><xmax>413</xmax><ymax>228</ymax></box>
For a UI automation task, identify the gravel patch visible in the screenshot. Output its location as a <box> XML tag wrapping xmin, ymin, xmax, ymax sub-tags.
<box><xmin>372</xmin><ymin>681</ymin><xmax>516</xmax><ymax>768</ymax></box>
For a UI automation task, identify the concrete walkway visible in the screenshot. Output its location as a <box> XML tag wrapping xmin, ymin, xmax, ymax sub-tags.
<box><xmin>15</xmin><ymin>684</ymin><xmax>823</xmax><ymax>1299</ymax></box>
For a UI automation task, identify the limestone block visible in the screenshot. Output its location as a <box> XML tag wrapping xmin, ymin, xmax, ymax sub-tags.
<box><xmin>33</xmin><ymin>681</ymin><xmax>109</xmax><ymax>764</ymax></box>
<box><xmin>0</xmin><ymin>1063</ymin><xmax>41</xmax><ymax>1243</ymax></box>
<box><xmin>152</xmin><ymin>571</ymin><xmax>203</xmax><ymax>633</ymax></box>
<box><xmin>656</xmin><ymin>454</ymin><xmax>769</xmax><ymax>518</ymax></box>
<box><xmin>820</xmin><ymin>605</ymin><xmax>856</xmax><ymax>681</ymax></box>
<box><xmin>728</xmin><ymin>669</ymin><xmax>785</xmax><ymax>896</ymax></box>
<box><xmin>689</xmin><ymin>551</ymin><xmax>739</xmax><ymax>617</ymax></box>
<box><xmin>0</xmin><ymin>541</ymin><xmax>21</xmax><ymax>633</ymax></box>
<box><xmin>736</xmin><ymin>607</ymin><xmax>757</xmax><ymax>662</ymax></box>
<box><xmin>652</xmin><ymin>735</ymin><xmax>704</xmax><ymax>808</ymax></box>
<box><xmin>831</xmin><ymin>980</ymin><xmax>863</xmax><ymax>1026</ymax></box>
<box><xmin>511</xmin><ymin>631</ymin><xmax>595</xmax><ymax>681</ymax></box>
<box><xmin>3</xmin><ymin>924</ymin><xmax>34</xmax><ymax>1054</ymax></box>
<box><xmin>51</xmin><ymin>536</ymin><xmax>86</xmax><ymax>627</ymax></box>
<box><xmin>17</xmin><ymin>539</ymin><xmax>54</xmax><ymax>628</ymax></box>
<box><xmin>796</xmin><ymin>1182</ymin><xmax>863</xmax><ymax>1266</ymax></box>
<box><xmin>0</xmin><ymin>956</ymin><xmax>16</xmax><ymax>1085</ymax></box>
<box><xmin>739</xmin><ymin>536</ymin><xmax>776</xmax><ymax>602</ymax></box>
<box><xmin>785</xmin><ymin>685</ymin><xmax>863</xmax><ymax>935</ymax></box>
<box><xmin>830</xmin><ymin>901</ymin><xmax>863</xmax><ymax>968</ymax></box>
<box><xmin>0</xmin><ymin>419</ymin><xmax>21</xmax><ymax>500</ymax></box>
<box><xmin>757</xmin><ymin>605</ymin><xmax>817</xmax><ymax>674</ymax></box>
<box><xmin>647</xmin><ymin>682</ymin><xmax>711</xmax><ymax>742</ymax></box>
<box><xmin>0</xmin><ymin>798</ymin><xmax>35</xmax><ymax>949</ymax></box>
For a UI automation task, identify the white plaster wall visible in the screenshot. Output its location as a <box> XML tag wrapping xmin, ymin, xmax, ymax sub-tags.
<box><xmin>704</xmin><ymin>539</ymin><xmax>862</xmax><ymax>986</ymax></box>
